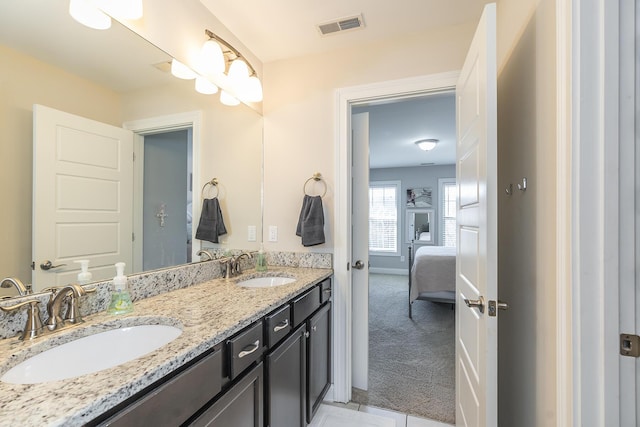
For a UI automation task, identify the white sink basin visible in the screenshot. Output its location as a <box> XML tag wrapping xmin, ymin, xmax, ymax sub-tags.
<box><xmin>1</xmin><ymin>324</ymin><xmax>182</xmax><ymax>384</ymax></box>
<box><xmin>237</xmin><ymin>276</ymin><xmax>295</xmax><ymax>288</ymax></box>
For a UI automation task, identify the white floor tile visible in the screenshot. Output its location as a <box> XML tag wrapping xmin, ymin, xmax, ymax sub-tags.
<box><xmin>407</xmin><ymin>415</ymin><xmax>454</xmax><ymax>427</ymax></box>
<box><xmin>310</xmin><ymin>404</ymin><xmax>396</xmax><ymax>427</ymax></box>
<box><xmin>359</xmin><ymin>405</ymin><xmax>407</xmax><ymax>427</ymax></box>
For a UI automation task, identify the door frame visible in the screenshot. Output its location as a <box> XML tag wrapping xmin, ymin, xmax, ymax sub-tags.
<box><xmin>123</xmin><ymin>111</ymin><xmax>202</xmax><ymax>272</ymax></box>
<box><xmin>334</xmin><ymin>71</ymin><xmax>459</xmax><ymax>403</ymax></box>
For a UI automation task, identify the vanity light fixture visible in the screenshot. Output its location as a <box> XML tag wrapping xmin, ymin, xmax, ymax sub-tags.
<box><xmin>68</xmin><ymin>0</ymin><xmax>111</xmax><ymax>30</ymax></box>
<box><xmin>220</xmin><ymin>90</ymin><xmax>241</xmax><ymax>106</ymax></box>
<box><xmin>415</xmin><ymin>139</ymin><xmax>439</xmax><ymax>151</ymax></box>
<box><xmin>202</xmin><ymin>29</ymin><xmax>263</xmax><ymax>104</ymax></box>
<box><xmin>171</xmin><ymin>59</ymin><xmax>198</xmax><ymax>80</ymax></box>
<box><xmin>69</xmin><ymin>0</ymin><xmax>143</xmax><ymax>30</ymax></box>
<box><xmin>195</xmin><ymin>76</ymin><xmax>219</xmax><ymax>95</ymax></box>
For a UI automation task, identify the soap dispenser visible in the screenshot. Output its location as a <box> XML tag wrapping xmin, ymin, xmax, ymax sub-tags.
<box><xmin>255</xmin><ymin>244</ymin><xmax>267</xmax><ymax>272</ymax></box>
<box><xmin>107</xmin><ymin>262</ymin><xmax>134</xmax><ymax>315</ymax></box>
<box><xmin>74</xmin><ymin>259</ymin><xmax>92</xmax><ymax>285</ymax></box>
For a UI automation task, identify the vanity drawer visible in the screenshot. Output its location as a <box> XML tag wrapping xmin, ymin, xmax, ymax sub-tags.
<box><xmin>100</xmin><ymin>347</ymin><xmax>222</xmax><ymax>427</ymax></box>
<box><xmin>319</xmin><ymin>279</ymin><xmax>332</xmax><ymax>304</ymax></box>
<box><xmin>227</xmin><ymin>321</ymin><xmax>264</xmax><ymax>380</ymax></box>
<box><xmin>265</xmin><ymin>304</ymin><xmax>292</xmax><ymax>348</ymax></box>
<box><xmin>291</xmin><ymin>286</ymin><xmax>320</xmax><ymax>328</ymax></box>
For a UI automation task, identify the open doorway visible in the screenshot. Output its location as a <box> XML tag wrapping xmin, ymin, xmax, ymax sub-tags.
<box><xmin>350</xmin><ymin>92</ymin><xmax>457</xmax><ymax>424</ymax></box>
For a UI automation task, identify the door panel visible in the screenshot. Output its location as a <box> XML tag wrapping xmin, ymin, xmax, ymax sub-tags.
<box><xmin>33</xmin><ymin>105</ymin><xmax>134</xmax><ymax>289</ymax></box>
<box><xmin>351</xmin><ymin>111</ymin><xmax>369</xmax><ymax>391</ymax></box>
<box><xmin>455</xmin><ymin>4</ymin><xmax>498</xmax><ymax>427</ymax></box>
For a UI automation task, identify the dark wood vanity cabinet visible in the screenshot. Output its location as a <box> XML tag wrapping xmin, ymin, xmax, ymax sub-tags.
<box><xmin>90</xmin><ymin>277</ymin><xmax>331</xmax><ymax>427</ymax></box>
<box><xmin>265</xmin><ymin>277</ymin><xmax>332</xmax><ymax>427</ymax></box>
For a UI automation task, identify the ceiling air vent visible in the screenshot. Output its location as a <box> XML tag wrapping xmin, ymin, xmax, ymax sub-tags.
<box><xmin>317</xmin><ymin>14</ymin><xmax>365</xmax><ymax>36</ymax></box>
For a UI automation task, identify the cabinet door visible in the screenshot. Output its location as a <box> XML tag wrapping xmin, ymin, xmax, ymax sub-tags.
<box><xmin>190</xmin><ymin>363</ymin><xmax>263</xmax><ymax>427</ymax></box>
<box><xmin>307</xmin><ymin>302</ymin><xmax>331</xmax><ymax>423</ymax></box>
<box><xmin>266</xmin><ymin>324</ymin><xmax>306</xmax><ymax>427</ymax></box>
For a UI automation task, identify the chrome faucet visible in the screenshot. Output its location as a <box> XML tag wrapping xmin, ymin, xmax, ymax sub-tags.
<box><xmin>220</xmin><ymin>252</ymin><xmax>253</xmax><ymax>279</ymax></box>
<box><xmin>1</xmin><ymin>277</ymin><xmax>31</xmax><ymax>296</ymax></box>
<box><xmin>197</xmin><ymin>249</ymin><xmax>215</xmax><ymax>261</ymax></box>
<box><xmin>45</xmin><ymin>284</ymin><xmax>87</xmax><ymax>331</ymax></box>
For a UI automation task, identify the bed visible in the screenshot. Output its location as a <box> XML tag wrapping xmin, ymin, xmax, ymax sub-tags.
<box><xmin>408</xmin><ymin>243</ymin><xmax>456</xmax><ymax>318</ymax></box>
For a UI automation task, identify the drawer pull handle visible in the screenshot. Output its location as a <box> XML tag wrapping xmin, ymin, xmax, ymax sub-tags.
<box><xmin>273</xmin><ymin>319</ymin><xmax>289</xmax><ymax>332</ymax></box>
<box><xmin>238</xmin><ymin>340</ymin><xmax>260</xmax><ymax>358</ymax></box>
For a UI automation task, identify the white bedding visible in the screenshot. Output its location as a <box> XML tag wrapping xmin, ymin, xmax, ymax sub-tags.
<box><xmin>410</xmin><ymin>245</ymin><xmax>456</xmax><ymax>302</ymax></box>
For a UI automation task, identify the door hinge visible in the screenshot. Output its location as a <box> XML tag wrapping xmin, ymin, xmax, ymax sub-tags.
<box><xmin>620</xmin><ymin>334</ymin><xmax>640</xmax><ymax>357</ymax></box>
<box><xmin>31</xmin><ymin>261</ymin><xmax>35</xmax><ymax>271</ymax></box>
<box><xmin>132</xmin><ymin>232</ymin><xmax>135</xmax><ymax>242</ymax></box>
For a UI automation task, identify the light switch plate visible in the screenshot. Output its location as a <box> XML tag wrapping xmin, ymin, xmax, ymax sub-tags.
<box><xmin>248</xmin><ymin>225</ymin><xmax>256</xmax><ymax>242</ymax></box>
<box><xmin>268</xmin><ymin>225</ymin><xmax>278</xmax><ymax>242</ymax></box>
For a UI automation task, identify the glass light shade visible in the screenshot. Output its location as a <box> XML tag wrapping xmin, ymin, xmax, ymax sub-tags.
<box><xmin>228</xmin><ymin>59</ymin><xmax>250</xmax><ymax>81</ymax></box>
<box><xmin>195</xmin><ymin>76</ymin><xmax>219</xmax><ymax>95</ymax></box>
<box><xmin>243</xmin><ymin>76</ymin><xmax>263</xmax><ymax>102</ymax></box>
<box><xmin>69</xmin><ymin>0</ymin><xmax>111</xmax><ymax>30</ymax></box>
<box><xmin>95</xmin><ymin>0</ymin><xmax>143</xmax><ymax>19</ymax></box>
<box><xmin>171</xmin><ymin>59</ymin><xmax>197</xmax><ymax>80</ymax></box>
<box><xmin>415</xmin><ymin>139</ymin><xmax>438</xmax><ymax>151</ymax></box>
<box><xmin>220</xmin><ymin>90</ymin><xmax>240</xmax><ymax>106</ymax></box>
<box><xmin>199</xmin><ymin>40</ymin><xmax>225</xmax><ymax>76</ymax></box>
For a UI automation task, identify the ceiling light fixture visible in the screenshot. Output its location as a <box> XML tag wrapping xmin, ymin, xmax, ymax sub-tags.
<box><xmin>415</xmin><ymin>139</ymin><xmax>439</xmax><ymax>151</ymax></box>
<box><xmin>69</xmin><ymin>0</ymin><xmax>111</xmax><ymax>30</ymax></box>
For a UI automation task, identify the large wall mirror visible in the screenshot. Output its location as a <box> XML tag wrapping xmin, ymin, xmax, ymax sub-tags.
<box><xmin>0</xmin><ymin>1</ymin><xmax>263</xmax><ymax>296</ymax></box>
<box><xmin>407</xmin><ymin>209</ymin><xmax>434</xmax><ymax>245</ymax></box>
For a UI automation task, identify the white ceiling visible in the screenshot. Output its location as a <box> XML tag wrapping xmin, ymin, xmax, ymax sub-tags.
<box><xmin>200</xmin><ymin>0</ymin><xmax>478</xmax><ymax>167</ymax></box>
<box><xmin>200</xmin><ymin>0</ymin><xmax>490</xmax><ymax>63</ymax></box>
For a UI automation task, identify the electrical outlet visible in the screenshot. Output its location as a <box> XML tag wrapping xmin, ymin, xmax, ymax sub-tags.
<box><xmin>248</xmin><ymin>225</ymin><xmax>256</xmax><ymax>242</ymax></box>
<box><xmin>268</xmin><ymin>225</ymin><xmax>278</xmax><ymax>242</ymax></box>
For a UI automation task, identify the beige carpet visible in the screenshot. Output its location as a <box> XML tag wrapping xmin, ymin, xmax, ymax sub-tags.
<box><xmin>351</xmin><ymin>273</ymin><xmax>455</xmax><ymax>424</ymax></box>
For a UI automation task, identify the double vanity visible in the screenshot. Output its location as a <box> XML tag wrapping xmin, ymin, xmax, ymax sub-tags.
<box><xmin>0</xmin><ymin>262</ymin><xmax>332</xmax><ymax>426</ymax></box>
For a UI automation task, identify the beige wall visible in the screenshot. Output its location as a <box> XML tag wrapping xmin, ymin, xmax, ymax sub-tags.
<box><xmin>0</xmin><ymin>45</ymin><xmax>121</xmax><ymax>287</ymax></box>
<box><xmin>496</xmin><ymin>0</ymin><xmax>558</xmax><ymax>425</ymax></box>
<box><xmin>262</xmin><ymin>22</ymin><xmax>476</xmax><ymax>253</ymax></box>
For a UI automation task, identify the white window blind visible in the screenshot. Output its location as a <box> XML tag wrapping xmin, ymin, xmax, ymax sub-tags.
<box><xmin>441</xmin><ymin>181</ymin><xmax>457</xmax><ymax>247</ymax></box>
<box><xmin>369</xmin><ymin>182</ymin><xmax>399</xmax><ymax>254</ymax></box>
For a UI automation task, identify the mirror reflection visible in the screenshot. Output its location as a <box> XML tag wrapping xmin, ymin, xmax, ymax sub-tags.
<box><xmin>407</xmin><ymin>209</ymin><xmax>434</xmax><ymax>245</ymax></box>
<box><xmin>0</xmin><ymin>1</ymin><xmax>263</xmax><ymax>296</ymax></box>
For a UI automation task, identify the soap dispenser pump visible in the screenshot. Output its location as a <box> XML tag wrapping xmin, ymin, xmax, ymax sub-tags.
<box><xmin>255</xmin><ymin>244</ymin><xmax>267</xmax><ymax>272</ymax></box>
<box><xmin>107</xmin><ymin>262</ymin><xmax>133</xmax><ymax>315</ymax></box>
<box><xmin>74</xmin><ymin>259</ymin><xmax>92</xmax><ymax>285</ymax></box>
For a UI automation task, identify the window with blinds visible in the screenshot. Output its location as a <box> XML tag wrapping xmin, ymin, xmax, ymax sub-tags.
<box><xmin>440</xmin><ymin>180</ymin><xmax>457</xmax><ymax>247</ymax></box>
<box><xmin>369</xmin><ymin>181</ymin><xmax>400</xmax><ymax>254</ymax></box>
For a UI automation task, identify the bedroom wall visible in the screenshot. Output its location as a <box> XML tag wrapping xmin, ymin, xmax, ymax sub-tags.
<box><xmin>369</xmin><ymin>165</ymin><xmax>455</xmax><ymax>273</ymax></box>
<box><xmin>496</xmin><ymin>0</ymin><xmax>558</xmax><ymax>425</ymax></box>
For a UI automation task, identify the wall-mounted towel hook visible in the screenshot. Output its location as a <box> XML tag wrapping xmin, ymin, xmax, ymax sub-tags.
<box><xmin>201</xmin><ymin>178</ymin><xmax>219</xmax><ymax>198</ymax></box>
<box><xmin>505</xmin><ymin>183</ymin><xmax>513</xmax><ymax>195</ymax></box>
<box><xmin>303</xmin><ymin>172</ymin><xmax>327</xmax><ymax>197</ymax></box>
<box><xmin>517</xmin><ymin>177</ymin><xmax>527</xmax><ymax>191</ymax></box>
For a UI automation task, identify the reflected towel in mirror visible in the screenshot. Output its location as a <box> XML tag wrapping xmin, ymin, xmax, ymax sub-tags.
<box><xmin>195</xmin><ymin>197</ymin><xmax>227</xmax><ymax>243</ymax></box>
<box><xmin>296</xmin><ymin>195</ymin><xmax>325</xmax><ymax>246</ymax></box>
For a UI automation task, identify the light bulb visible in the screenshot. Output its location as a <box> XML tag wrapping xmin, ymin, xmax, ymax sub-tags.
<box><xmin>171</xmin><ymin>59</ymin><xmax>197</xmax><ymax>80</ymax></box>
<box><xmin>69</xmin><ymin>0</ymin><xmax>111</xmax><ymax>30</ymax></box>
<box><xmin>195</xmin><ymin>76</ymin><xmax>219</xmax><ymax>95</ymax></box>
<box><xmin>228</xmin><ymin>59</ymin><xmax>250</xmax><ymax>80</ymax></box>
<box><xmin>220</xmin><ymin>90</ymin><xmax>240</xmax><ymax>106</ymax></box>
<box><xmin>199</xmin><ymin>40</ymin><xmax>225</xmax><ymax>76</ymax></box>
<box><xmin>243</xmin><ymin>76</ymin><xmax>263</xmax><ymax>102</ymax></box>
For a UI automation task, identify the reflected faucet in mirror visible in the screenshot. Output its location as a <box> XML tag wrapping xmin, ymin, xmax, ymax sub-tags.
<box><xmin>196</xmin><ymin>249</ymin><xmax>216</xmax><ymax>261</ymax></box>
<box><xmin>1</xmin><ymin>278</ymin><xmax>31</xmax><ymax>298</ymax></box>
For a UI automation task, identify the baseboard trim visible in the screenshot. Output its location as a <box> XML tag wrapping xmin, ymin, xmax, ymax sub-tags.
<box><xmin>369</xmin><ymin>268</ymin><xmax>408</xmax><ymax>276</ymax></box>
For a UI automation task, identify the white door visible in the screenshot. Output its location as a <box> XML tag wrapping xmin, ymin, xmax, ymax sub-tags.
<box><xmin>455</xmin><ymin>4</ymin><xmax>498</xmax><ymax>427</ymax></box>
<box><xmin>33</xmin><ymin>105</ymin><xmax>134</xmax><ymax>290</ymax></box>
<box><xmin>351</xmin><ymin>111</ymin><xmax>370</xmax><ymax>390</ymax></box>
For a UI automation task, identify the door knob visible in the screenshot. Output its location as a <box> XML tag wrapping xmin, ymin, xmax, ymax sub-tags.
<box><xmin>463</xmin><ymin>296</ymin><xmax>485</xmax><ymax>314</ymax></box>
<box><xmin>352</xmin><ymin>260</ymin><xmax>365</xmax><ymax>270</ymax></box>
<box><xmin>39</xmin><ymin>261</ymin><xmax>67</xmax><ymax>271</ymax></box>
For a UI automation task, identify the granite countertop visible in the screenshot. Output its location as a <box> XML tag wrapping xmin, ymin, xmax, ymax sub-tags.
<box><xmin>0</xmin><ymin>266</ymin><xmax>332</xmax><ymax>426</ymax></box>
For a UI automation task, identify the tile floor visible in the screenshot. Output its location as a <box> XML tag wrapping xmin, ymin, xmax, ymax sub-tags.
<box><xmin>310</xmin><ymin>402</ymin><xmax>454</xmax><ymax>427</ymax></box>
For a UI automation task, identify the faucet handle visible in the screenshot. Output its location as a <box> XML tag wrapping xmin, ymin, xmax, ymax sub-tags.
<box><xmin>64</xmin><ymin>284</ymin><xmax>94</xmax><ymax>324</ymax></box>
<box><xmin>0</xmin><ymin>300</ymin><xmax>44</xmax><ymax>340</ymax></box>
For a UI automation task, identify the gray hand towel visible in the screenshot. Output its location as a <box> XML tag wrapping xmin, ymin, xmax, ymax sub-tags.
<box><xmin>296</xmin><ymin>195</ymin><xmax>325</xmax><ymax>246</ymax></box>
<box><xmin>195</xmin><ymin>197</ymin><xmax>227</xmax><ymax>244</ymax></box>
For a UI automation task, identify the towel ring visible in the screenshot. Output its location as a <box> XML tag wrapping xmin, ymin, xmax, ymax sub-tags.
<box><xmin>201</xmin><ymin>178</ymin><xmax>219</xmax><ymax>198</ymax></box>
<box><xmin>303</xmin><ymin>173</ymin><xmax>327</xmax><ymax>198</ymax></box>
